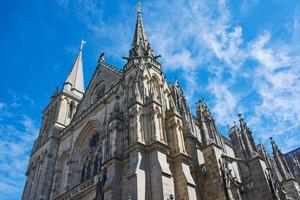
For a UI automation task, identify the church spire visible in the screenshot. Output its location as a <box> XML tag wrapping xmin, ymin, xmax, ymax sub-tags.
<box><xmin>128</xmin><ymin>3</ymin><xmax>154</xmax><ymax>59</ymax></box>
<box><xmin>270</xmin><ymin>137</ymin><xmax>294</xmax><ymax>180</ymax></box>
<box><xmin>63</xmin><ymin>40</ymin><xmax>85</xmax><ymax>97</ymax></box>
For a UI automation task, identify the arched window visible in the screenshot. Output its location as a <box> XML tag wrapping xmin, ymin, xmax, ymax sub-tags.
<box><xmin>127</xmin><ymin>77</ymin><xmax>135</xmax><ymax>103</ymax></box>
<box><xmin>150</xmin><ymin>76</ymin><xmax>161</xmax><ymax>102</ymax></box>
<box><xmin>68</xmin><ymin>102</ymin><xmax>75</xmax><ymax>118</ymax></box>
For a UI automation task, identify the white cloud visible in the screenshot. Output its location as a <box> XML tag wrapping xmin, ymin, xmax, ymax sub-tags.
<box><xmin>144</xmin><ymin>0</ymin><xmax>300</xmax><ymax>152</ymax></box>
<box><xmin>0</xmin><ymin>95</ymin><xmax>38</xmax><ymax>199</ymax></box>
<box><xmin>247</xmin><ymin>31</ymin><xmax>300</xmax><ymax>146</ymax></box>
<box><xmin>207</xmin><ymin>78</ymin><xmax>237</xmax><ymax>124</ymax></box>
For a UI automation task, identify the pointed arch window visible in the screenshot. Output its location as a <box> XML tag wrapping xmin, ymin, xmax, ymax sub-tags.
<box><xmin>68</xmin><ymin>102</ymin><xmax>75</xmax><ymax>118</ymax></box>
<box><xmin>128</xmin><ymin>78</ymin><xmax>135</xmax><ymax>101</ymax></box>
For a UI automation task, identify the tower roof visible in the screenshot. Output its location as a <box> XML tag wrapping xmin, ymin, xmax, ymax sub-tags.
<box><xmin>128</xmin><ymin>3</ymin><xmax>154</xmax><ymax>59</ymax></box>
<box><xmin>132</xmin><ymin>3</ymin><xmax>149</xmax><ymax>49</ymax></box>
<box><xmin>64</xmin><ymin>41</ymin><xmax>85</xmax><ymax>96</ymax></box>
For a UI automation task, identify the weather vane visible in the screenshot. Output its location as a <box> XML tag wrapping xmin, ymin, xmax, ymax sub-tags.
<box><xmin>80</xmin><ymin>40</ymin><xmax>86</xmax><ymax>51</ymax></box>
<box><xmin>136</xmin><ymin>2</ymin><xmax>142</xmax><ymax>14</ymax></box>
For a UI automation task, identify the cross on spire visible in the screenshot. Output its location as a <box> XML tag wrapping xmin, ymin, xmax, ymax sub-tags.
<box><xmin>126</xmin><ymin>2</ymin><xmax>155</xmax><ymax>60</ymax></box>
<box><xmin>80</xmin><ymin>40</ymin><xmax>86</xmax><ymax>51</ymax></box>
<box><xmin>136</xmin><ymin>2</ymin><xmax>142</xmax><ymax>15</ymax></box>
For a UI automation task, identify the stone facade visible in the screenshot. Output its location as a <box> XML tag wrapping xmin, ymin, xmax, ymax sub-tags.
<box><xmin>22</xmin><ymin>5</ymin><xmax>300</xmax><ymax>200</ymax></box>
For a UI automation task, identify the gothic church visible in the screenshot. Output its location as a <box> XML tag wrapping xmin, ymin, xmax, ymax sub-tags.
<box><xmin>22</xmin><ymin>5</ymin><xmax>300</xmax><ymax>200</ymax></box>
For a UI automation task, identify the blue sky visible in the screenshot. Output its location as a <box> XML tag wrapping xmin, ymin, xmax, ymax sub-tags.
<box><xmin>1</xmin><ymin>0</ymin><xmax>300</xmax><ymax>199</ymax></box>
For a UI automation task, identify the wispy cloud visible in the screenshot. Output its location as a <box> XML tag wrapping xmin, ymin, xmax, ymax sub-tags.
<box><xmin>248</xmin><ymin>31</ymin><xmax>300</xmax><ymax>144</ymax></box>
<box><xmin>0</xmin><ymin>94</ymin><xmax>38</xmax><ymax>200</ymax></box>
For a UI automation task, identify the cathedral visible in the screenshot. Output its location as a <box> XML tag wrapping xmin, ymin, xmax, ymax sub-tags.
<box><xmin>22</xmin><ymin>5</ymin><xmax>300</xmax><ymax>200</ymax></box>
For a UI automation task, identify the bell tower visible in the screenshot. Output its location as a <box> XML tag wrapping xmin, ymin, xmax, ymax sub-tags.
<box><xmin>122</xmin><ymin>4</ymin><xmax>197</xmax><ymax>199</ymax></box>
<box><xmin>22</xmin><ymin>41</ymin><xmax>85</xmax><ymax>200</ymax></box>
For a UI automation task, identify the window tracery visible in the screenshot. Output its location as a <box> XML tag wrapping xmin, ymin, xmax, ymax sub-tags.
<box><xmin>80</xmin><ymin>131</ymin><xmax>105</xmax><ymax>183</ymax></box>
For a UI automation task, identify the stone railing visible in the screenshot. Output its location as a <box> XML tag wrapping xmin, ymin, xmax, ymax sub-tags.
<box><xmin>55</xmin><ymin>172</ymin><xmax>103</xmax><ymax>200</ymax></box>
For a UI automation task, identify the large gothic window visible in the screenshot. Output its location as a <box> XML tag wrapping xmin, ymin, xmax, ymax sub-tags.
<box><xmin>79</xmin><ymin>130</ymin><xmax>104</xmax><ymax>183</ymax></box>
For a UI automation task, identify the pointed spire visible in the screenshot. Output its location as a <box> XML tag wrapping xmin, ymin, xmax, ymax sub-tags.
<box><xmin>237</xmin><ymin>114</ymin><xmax>257</xmax><ymax>158</ymax></box>
<box><xmin>196</xmin><ymin>98</ymin><xmax>213</xmax><ymax>118</ymax></box>
<box><xmin>63</xmin><ymin>40</ymin><xmax>85</xmax><ymax>97</ymax></box>
<box><xmin>132</xmin><ymin>3</ymin><xmax>149</xmax><ymax>49</ymax></box>
<box><xmin>270</xmin><ymin>137</ymin><xmax>294</xmax><ymax>180</ymax></box>
<box><xmin>128</xmin><ymin>3</ymin><xmax>154</xmax><ymax>59</ymax></box>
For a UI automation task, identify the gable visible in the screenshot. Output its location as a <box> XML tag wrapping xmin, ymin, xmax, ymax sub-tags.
<box><xmin>73</xmin><ymin>61</ymin><xmax>123</xmax><ymax>118</ymax></box>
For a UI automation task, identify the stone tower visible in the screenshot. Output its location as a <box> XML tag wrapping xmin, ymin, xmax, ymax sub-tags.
<box><xmin>22</xmin><ymin>42</ymin><xmax>85</xmax><ymax>200</ymax></box>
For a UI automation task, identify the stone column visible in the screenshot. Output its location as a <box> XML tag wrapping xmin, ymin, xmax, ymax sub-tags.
<box><xmin>149</xmin><ymin>149</ymin><xmax>175</xmax><ymax>200</ymax></box>
<box><xmin>127</xmin><ymin>149</ymin><xmax>146</xmax><ymax>200</ymax></box>
<box><xmin>199</xmin><ymin>144</ymin><xmax>227</xmax><ymax>200</ymax></box>
<box><xmin>172</xmin><ymin>155</ymin><xmax>197</xmax><ymax>200</ymax></box>
<box><xmin>102</xmin><ymin>159</ymin><xmax>122</xmax><ymax>200</ymax></box>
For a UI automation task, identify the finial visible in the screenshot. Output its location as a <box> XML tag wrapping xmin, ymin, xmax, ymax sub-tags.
<box><xmin>136</xmin><ymin>2</ymin><xmax>142</xmax><ymax>15</ymax></box>
<box><xmin>270</xmin><ymin>137</ymin><xmax>275</xmax><ymax>144</ymax></box>
<box><xmin>238</xmin><ymin>113</ymin><xmax>242</xmax><ymax>119</ymax></box>
<box><xmin>98</xmin><ymin>51</ymin><xmax>105</xmax><ymax>63</ymax></box>
<box><xmin>80</xmin><ymin>40</ymin><xmax>86</xmax><ymax>51</ymax></box>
